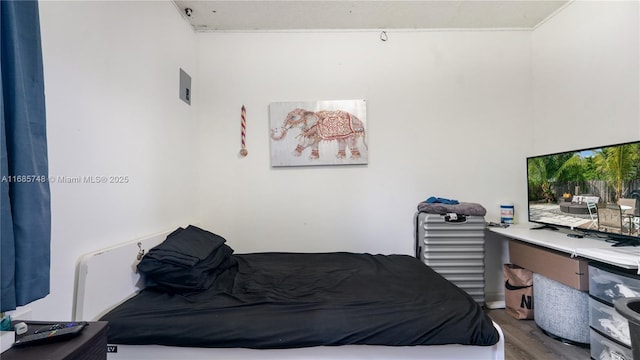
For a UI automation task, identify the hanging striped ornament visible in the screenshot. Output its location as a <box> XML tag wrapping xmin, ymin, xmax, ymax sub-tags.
<box><xmin>239</xmin><ymin>105</ymin><xmax>248</xmax><ymax>157</ymax></box>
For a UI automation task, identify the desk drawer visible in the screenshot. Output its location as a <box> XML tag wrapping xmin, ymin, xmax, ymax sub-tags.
<box><xmin>589</xmin><ymin>297</ymin><xmax>631</xmax><ymax>346</ymax></box>
<box><xmin>589</xmin><ymin>264</ymin><xmax>640</xmax><ymax>305</ymax></box>
<box><xmin>509</xmin><ymin>240</ymin><xmax>589</xmax><ymax>290</ymax></box>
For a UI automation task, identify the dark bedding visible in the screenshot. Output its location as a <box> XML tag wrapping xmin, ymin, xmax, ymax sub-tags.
<box><xmin>100</xmin><ymin>226</ymin><xmax>499</xmax><ymax>349</ymax></box>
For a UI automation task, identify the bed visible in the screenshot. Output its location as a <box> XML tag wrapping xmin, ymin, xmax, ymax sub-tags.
<box><xmin>73</xmin><ymin>225</ymin><xmax>504</xmax><ymax>360</ymax></box>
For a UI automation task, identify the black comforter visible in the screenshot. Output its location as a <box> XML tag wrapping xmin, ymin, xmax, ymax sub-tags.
<box><xmin>100</xmin><ymin>226</ymin><xmax>499</xmax><ymax>348</ymax></box>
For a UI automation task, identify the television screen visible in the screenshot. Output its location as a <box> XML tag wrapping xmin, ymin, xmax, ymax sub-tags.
<box><xmin>527</xmin><ymin>140</ymin><xmax>640</xmax><ymax>245</ymax></box>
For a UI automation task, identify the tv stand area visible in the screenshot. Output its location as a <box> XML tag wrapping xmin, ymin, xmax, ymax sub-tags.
<box><xmin>490</xmin><ymin>224</ymin><xmax>640</xmax><ymax>354</ymax></box>
<box><xmin>489</xmin><ymin>223</ymin><xmax>640</xmax><ymax>269</ymax></box>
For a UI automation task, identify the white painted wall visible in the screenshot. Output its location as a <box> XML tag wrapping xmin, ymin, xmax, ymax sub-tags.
<box><xmin>531</xmin><ymin>0</ymin><xmax>640</xmax><ymax>154</ymax></box>
<box><xmin>30</xmin><ymin>0</ymin><xmax>198</xmax><ymax>320</ymax></box>
<box><xmin>195</xmin><ymin>0</ymin><xmax>639</xmax><ymax>303</ymax></box>
<box><xmin>195</xmin><ymin>30</ymin><xmax>532</xmax><ymax>301</ymax></box>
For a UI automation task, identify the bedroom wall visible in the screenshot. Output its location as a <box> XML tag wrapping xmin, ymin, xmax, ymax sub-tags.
<box><xmin>531</xmin><ymin>0</ymin><xmax>640</xmax><ymax>153</ymax></box>
<box><xmin>194</xmin><ymin>30</ymin><xmax>532</xmax><ymax>301</ymax></box>
<box><xmin>26</xmin><ymin>1</ymin><xmax>198</xmax><ymax>320</ymax></box>
<box><xmin>194</xmin><ymin>0</ymin><xmax>639</xmax><ymax>304</ymax></box>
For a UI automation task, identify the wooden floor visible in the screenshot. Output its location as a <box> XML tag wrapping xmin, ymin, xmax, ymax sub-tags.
<box><xmin>486</xmin><ymin>309</ymin><xmax>591</xmax><ymax>360</ymax></box>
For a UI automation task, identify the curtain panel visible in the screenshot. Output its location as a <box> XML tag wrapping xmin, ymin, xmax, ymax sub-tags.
<box><xmin>1</xmin><ymin>0</ymin><xmax>51</xmax><ymax>312</ymax></box>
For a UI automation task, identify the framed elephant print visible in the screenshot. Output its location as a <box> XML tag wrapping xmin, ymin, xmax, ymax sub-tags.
<box><xmin>269</xmin><ymin>99</ymin><xmax>368</xmax><ymax>167</ymax></box>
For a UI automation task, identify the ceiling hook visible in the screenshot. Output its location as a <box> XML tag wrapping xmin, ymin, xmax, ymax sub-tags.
<box><xmin>380</xmin><ymin>31</ymin><xmax>388</xmax><ymax>42</ymax></box>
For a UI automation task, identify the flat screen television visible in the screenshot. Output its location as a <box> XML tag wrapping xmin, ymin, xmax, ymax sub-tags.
<box><xmin>527</xmin><ymin>140</ymin><xmax>640</xmax><ymax>246</ymax></box>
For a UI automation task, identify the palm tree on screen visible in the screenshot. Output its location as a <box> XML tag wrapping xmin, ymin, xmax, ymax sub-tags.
<box><xmin>594</xmin><ymin>143</ymin><xmax>640</xmax><ymax>201</ymax></box>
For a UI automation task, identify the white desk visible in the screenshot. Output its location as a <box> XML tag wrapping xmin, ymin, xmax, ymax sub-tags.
<box><xmin>489</xmin><ymin>223</ymin><xmax>640</xmax><ymax>270</ymax></box>
<box><xmin>492</xmin><ymin>223</ymin><xmax>640</xmax><ymax>353</ymax></box>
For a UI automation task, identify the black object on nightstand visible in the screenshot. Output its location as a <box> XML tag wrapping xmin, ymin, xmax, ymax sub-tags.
<box><xmin>3</xmin><ymin>321</ymin><xmax>108</xmax><ymax>360</ymax></box>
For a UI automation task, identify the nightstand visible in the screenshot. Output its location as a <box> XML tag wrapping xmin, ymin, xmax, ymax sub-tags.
<box><xmin>3</xmin><ymin>321</ymin><xmax>108</xmax><ymax>360</ymax></box>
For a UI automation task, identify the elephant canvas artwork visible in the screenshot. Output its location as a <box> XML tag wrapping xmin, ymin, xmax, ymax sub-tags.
<box><xmin>269</xmin><ymin>99</ymin><xmax>368</xmax><ymax>167</ymax></box>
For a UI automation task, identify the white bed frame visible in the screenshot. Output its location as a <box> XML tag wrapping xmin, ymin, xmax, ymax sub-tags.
<box><xmin>73</xmin><ymin>228</ymin><xmax>505</xmax><ymax>360</ymax></box>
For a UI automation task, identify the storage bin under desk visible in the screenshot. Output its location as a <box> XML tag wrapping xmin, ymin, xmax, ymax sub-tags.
<box><xmin>589</xmin><ymin>297</ymin><xmax>632</xmax><ymax>347</ymax></box>
<box><xmin>588</xmin><ymin>263</ymin><xmax>640</xmax><ymax>358</ymax></box>
<box><xmin>589</xmin><ymin>263</ymin><xmax>640</xmax><ymax>304</ymax></box>
<box><xmin>590</xmin><ymin>328</ymin><xmax>634</xmax><ymax>360</ymax></box>
<box><xmin>533</xmin><ymin>272</ymin><xmax>590</xmax><ymax>345</ymax></box>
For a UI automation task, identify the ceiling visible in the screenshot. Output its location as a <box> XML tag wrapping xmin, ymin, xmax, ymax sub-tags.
<box><xmin>173</xmin><ymin>0</ymin><xmax>570</xmax><ymax>32</ymax></box>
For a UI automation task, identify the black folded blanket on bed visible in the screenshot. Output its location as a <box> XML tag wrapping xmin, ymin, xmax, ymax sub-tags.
<box><xmin>136</xmin><ymin>225</ymin><xmax>237</xmax><ymax>292</ymax></box>
<box><xmin>101</xmin><ymin>226</ymin><xmax>500</xmax><ymax>349</ymax></box>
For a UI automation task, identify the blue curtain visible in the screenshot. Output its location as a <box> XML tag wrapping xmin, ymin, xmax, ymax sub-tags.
<box><xmin>1</xmin><ymin>0</ymin><xmax>51</xmax><ymax>312</ymax></box>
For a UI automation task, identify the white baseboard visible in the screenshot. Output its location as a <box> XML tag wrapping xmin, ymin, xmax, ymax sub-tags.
<box><xmin>485</xmin><ymin>300</ymin><xmax>506</xmax><ymax>309</ymax></box>
<box><xmin>484</xmin><ymin>291</ymin><xmax>505</xmax><ymax>309</ymax></box>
